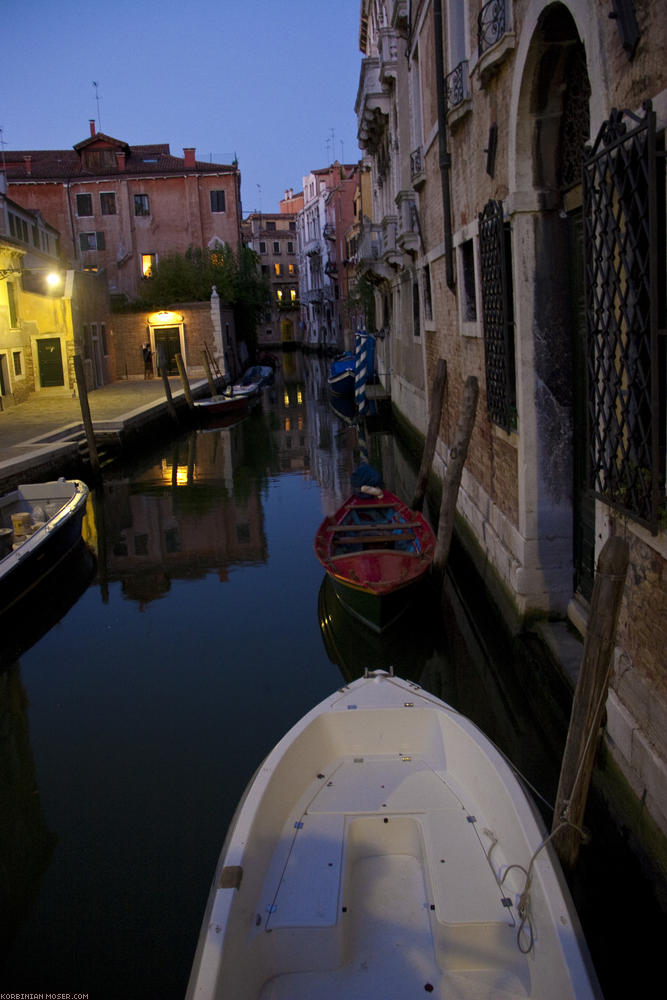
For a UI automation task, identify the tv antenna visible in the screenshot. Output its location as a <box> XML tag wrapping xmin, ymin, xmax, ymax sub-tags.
<box><xmin>92</xmin><ymin>81</ymin><xmax>102</xmax><ymax>130</ymax></box>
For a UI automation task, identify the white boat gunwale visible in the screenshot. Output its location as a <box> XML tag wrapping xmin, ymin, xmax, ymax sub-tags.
<box><xmin>0</xmin><ymin>479</ymin><xmax>89</xmax><ymax>570</ymax></box>
<box><xmin>186</xmin><ymin>672</ymin><xmax>602</xmax><ymax>1000</ymax></box>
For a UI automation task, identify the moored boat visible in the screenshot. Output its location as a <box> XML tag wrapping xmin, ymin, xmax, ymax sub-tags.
<box><xmin>0</xmin><ymin>478</ymin><xmax>90</xmax><ymax>615</ymax></box>
<box><xmin>194</xmin><ymin>384</ymin><xmax>260</xmax><ymax>419</ymax></box>
<box><xmin>239</xmin><ymin>365</ymin><xmax>274</xmax><ymax>389</ymax></box>
<box><xmin>186</xmin><ymin>670</ymin><xmax>602</xmax><ymax>1000</ymax></box>
<box><xmin>327</xmin><ymin>351</ymin><xmax>355</xmax><ymax>396</ymax></box>
<box><xmin>314</xmin><ymin>475</ymin><xmax>436</xmax><ymax>632</ymax></box>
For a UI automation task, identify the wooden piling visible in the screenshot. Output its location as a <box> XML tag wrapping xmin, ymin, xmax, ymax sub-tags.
<box><xmin>411</xmin><ymin>358</ymin><xmax>447</xmax><ymax>512</ymax></box>
<box><xmin>552</xmin><ymin>535</ymin><xmax>629</xmax><ymax>870</ymax></box>
<box><xmin>158</xmin><ymin>348</ymin><xmax>179</xmax><ymax>424</ymax></box>
<box><xmin>202</xmin><ymin>350</ymin><xmax>217</xmax><ymax>398</ymax></box>
<box><xmin>73</xmin><ymin>355</ymin><xmax>100</xmax><ymax>475</ymax></box>
<box><xmin>176</xmin><ymin>353</ymin><xmax>194</xmax><ymax>410</ymax></box>
<box><xmin>433</xmin><ymin>375</ymin><xmax>478</xmax><ymax>574</ymax></box>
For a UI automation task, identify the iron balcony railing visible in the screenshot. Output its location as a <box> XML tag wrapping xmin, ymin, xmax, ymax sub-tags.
<box><xmin>445</xmin><ymin>60</ymin><xmax>470</xmax><ymax>109</ymax></box>
<box><xmin>478</xmin><ymin>0</ymin><xmax>507</xmax><ymax>55</ymax></box>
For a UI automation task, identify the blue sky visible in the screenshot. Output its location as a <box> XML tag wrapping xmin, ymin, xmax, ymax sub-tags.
<box><xmin>2</xmin><ymin>0</ymin><xmax>363</xmax><ymax>215</ymax></box>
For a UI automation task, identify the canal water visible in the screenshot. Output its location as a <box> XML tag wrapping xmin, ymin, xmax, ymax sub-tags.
<box><xmin>0</xmin><ymin>352</ymin><xmax>663</xmax><ymax>997</ymax></box>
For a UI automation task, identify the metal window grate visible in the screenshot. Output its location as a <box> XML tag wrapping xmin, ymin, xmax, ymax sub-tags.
<box><xmin>479</xmin><ymin>200</ymin><xmax>516</xmax><ymax>431</ymax></box>
<box><xmin>584</xmin><ymin>103</ymin><xmax>665</xmax><ymax>532</ymax></box>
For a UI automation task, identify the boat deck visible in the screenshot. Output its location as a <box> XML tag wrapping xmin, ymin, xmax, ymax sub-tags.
<box><xmin>255</xmin><ymin>753</ymin><xmax>527</xmax><ymax>999</ymax></box>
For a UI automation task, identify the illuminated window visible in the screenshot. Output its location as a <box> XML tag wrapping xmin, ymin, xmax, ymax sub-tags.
<box><xmin>210</xmin><ymin>190</ymin><xmax>226</xmax><ymax>213</ymax></box>
<box><xmin>76</xmin><ymin>193</ymin><xmax>93</xmax><ymax>216</ymax></box>
<box><xmin>100</xmin><ymin>192</ymin><xmax>116</xmax><ymax>215</ymax></box>
<box><xmin>79</xmin><ymin>231</ymin><xmax>105</xmax><ymax>251</ymax></box>
<box><xmin>290</xmin><ymin>289</ymin><xmax>296</xmax><ymax>302</ymax></box>
<box><xmin>142</xmin><ymin>253</ymin><xmax>157</xmax><ymax>277</ymax></box>
<box><xmin>288</xmin><ymin>263</ymin><xmax>295</xmax><ymax>275</ymax></box>
<box><xmin>277</xmin><ymin>289</ymin><xmax>283</xmax><ymax>302</ymax></box>
<box><xmin>134</xmin><ymin>194</ymin><xmax>150</xmax><ymax>216</ymax></box>
<box><xmin>274</xmin><ymin>263</ymin><xmax>281</xmax><ymax>276</ymax></box>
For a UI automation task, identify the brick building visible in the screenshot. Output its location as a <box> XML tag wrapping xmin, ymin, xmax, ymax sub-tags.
<box><xmin>3</xmin><ymin>122</ymin><xmax>242</xmax><ymax>305</ymax></box>
<box><xmin>354</xmin><ymin>1</ymin><xmax>667</xmax><ymax>852</ymax></box>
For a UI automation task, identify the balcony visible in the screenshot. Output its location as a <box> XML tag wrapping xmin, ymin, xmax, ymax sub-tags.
<box><xmin>445</xmin><ymin>60</ymin><xmax>472</xmax><ymax>127</ymax></box>
<box><xmin>356</xmin><ymin>57</ymin><xmax>391</xmax><ymax>153</ymax></box>
<box><xmin>358</xmin><ymin>221</ymin><xmax>382</xmax><ymax>262</ymax></box>
<box><xmin>476</xmin><ymin>0</ymin><xmax>515</xmax><ymax>87</ymax></box>
<box><xmin>381</xmin><ymin>215</ymin><xmax>402</xmax><ymax>268</ymax></box>
<box><xmin>378</xmin><ymin>26</ymin><xmax>400</xmax><ymax>86</ymax></box>
<box><xmin>388</xmin><ymin>0</ymin><xmax>409</xmax><ymax>33</ymax></box>
<box><xmin>410</xmin><ymin>146</ymin><xmax>425</xmax><ymax>189</ymax></box>
<box><xmin>396</xmin><ymin>192</ymin><xmax>420</xmax><ymax>256</ymax></box>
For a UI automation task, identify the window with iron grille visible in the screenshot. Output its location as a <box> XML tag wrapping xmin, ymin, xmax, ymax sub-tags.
<box><xmin>479</xmin><ymin>200</ymin><xmax>516</xmax><ymax>431</ymax></box>
<box><xmin>584</xmin><ymin>103</ymin><xmax>666</xmax><ymax>533</ymax></box>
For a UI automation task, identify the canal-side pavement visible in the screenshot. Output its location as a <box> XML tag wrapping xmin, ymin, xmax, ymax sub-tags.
<box><xmin>0</xmin><ymin>377</ymin><xmax>208</xmax><ymax>491</ymax></box>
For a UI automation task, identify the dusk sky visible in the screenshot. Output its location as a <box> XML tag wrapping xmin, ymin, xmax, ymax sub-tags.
<box><xmin>2</xmin><ymin>0</ymin><xmax>363</xmax><ymax>215</ymax></box>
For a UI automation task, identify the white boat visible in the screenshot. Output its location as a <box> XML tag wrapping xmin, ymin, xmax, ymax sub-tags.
<box><xmin>0</xmin><ymin>478</ymin><xmax>89</xmax><ymax>615</ymax></box>
<box><xmin>186</xmin><ymin>671</ymin><xmax>601</xmax><ymax>1000</ymax></box>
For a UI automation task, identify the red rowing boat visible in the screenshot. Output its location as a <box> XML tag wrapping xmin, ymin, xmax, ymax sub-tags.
<box><xmin>314</xmin><ymin>489</ymin><xmax>436</xmax><ymax>632</ymax></box>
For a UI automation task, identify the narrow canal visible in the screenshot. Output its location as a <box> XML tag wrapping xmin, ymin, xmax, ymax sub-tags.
<box><xmin>0</xmin><ymin>353</ymin><xmax>662</xmax><ymax>997</ymax></box>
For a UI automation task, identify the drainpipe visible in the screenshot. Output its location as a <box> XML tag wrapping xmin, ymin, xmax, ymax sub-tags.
<box><xmin>434</xmin><ymin>0</ymin><xmax>455</xmax><ymax>290</ymax></box>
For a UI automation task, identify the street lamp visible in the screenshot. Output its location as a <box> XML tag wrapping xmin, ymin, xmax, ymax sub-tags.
<box><xmin>0</xmin><ymin>265</ymin><xmax>64</xmax><ymax>291</ymax></box>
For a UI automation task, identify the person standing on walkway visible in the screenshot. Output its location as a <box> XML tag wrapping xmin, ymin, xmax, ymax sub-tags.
<box><xmin>142</xmin><ymin>343</ymin><xmax>153</xmax><ymax>379</ymax></box>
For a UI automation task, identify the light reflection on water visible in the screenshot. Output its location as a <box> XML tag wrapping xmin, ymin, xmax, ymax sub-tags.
<box><xmin>0</xmin><ymin>353</ymin><xmax>659</xmax><ymax>998</ymax></box>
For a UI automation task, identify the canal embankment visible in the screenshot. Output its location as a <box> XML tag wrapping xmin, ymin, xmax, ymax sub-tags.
<box><xmin>0</xmin><ymin>377</ymin><xmax>210</xmax><ymax>492</ymax></box>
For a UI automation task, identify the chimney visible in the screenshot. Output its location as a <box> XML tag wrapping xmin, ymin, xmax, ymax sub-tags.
<box><xmin>184</xmin><ymin>147</ymin><xmax>196</xmax><ymax>169</ymax></box>
<box><xmin>89</xmin><ymin>119</ymin><xmax>96</xmax><ymax>136</ymax></box>
<box><xmin>23</xmin><ymin>155</ymin><xmax>32</xmax><ymax>176</ymax></box>
<box><xmin>115</xmin><ymin>151</ymin><xmax>126</xmax><ymax>171</ymax></box>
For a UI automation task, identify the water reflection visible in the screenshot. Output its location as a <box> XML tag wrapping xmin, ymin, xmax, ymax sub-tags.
<box><xmin>0</xmin><ymin>352</ymin><xmax>656</xmax><ymax>999</ymax></box>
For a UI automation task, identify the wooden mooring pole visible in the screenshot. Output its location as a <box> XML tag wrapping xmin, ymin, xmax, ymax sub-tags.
<box><xmin>552</xmin><ymin>535</ymin><xmax>629</xmax><ymax>870</ymax></box>
<box><xmin>433</xmin><ymin>375</ymin><xmax>478</xmax><ymax>575</ymax></box>
<box><xmin>158</xmin><ymin>348</ymin><xmax>179</xmax><ymax>424</ymax></box>
<box><xmin>176</xmin><ymin>353</ymin><xmax>195</xmax><ymax>410</ymax></box>
<box><xmin>73</xmin><ymin>355</ymin><xmax>100</xmax><ymax>475</ymax></box>
<box><xmin>202</xmin><ymin>350</ymin><xmax>217</xmax><ymax>398</ymax></box>
<box><xmin>411</xmin><ymin>358</ymin><xmax>447</xmax><ymax>512</ymax></box>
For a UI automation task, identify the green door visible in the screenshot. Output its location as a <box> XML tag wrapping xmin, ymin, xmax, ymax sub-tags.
<box><xmin>154</xmin><ymin>327</ymin><xmax>181</xmax><ymax>375</ymax></box>
<box><xmin>37</xmin><ymin>338</ymin><xmax>65</xmax><ymax>388</ymax></box>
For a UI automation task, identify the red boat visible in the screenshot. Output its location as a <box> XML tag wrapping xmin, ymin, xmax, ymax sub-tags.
<box><xmin>314</xmin><ymin>489</ymin><xmax>436</xmax><ymax>632</ymax></box>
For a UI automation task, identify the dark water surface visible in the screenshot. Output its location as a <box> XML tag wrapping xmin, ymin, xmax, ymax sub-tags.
<box><xmin>0</xmin><ymin>353</ymin><xmax>663</xmax><ymax>997</ymax></box>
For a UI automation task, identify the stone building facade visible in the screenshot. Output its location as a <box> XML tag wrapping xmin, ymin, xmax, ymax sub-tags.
<box><xmin>243</xmin><ymin>211</ymin><xmax>300</xmax><ymax>348</ymax></box>
<box><xmin>296</xmin><ymin>163</ymin><xmax>360</xmax><ymax>351</ymax></box>
<box><xmin>355</xmin><ymin>1</ymin><xmax>667</xmax><ymax>849</ymax></box>
<box><xmin>1</xmin><ymin>190</ymin><xmax>110</xmax><ymax>404</ymax></box>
